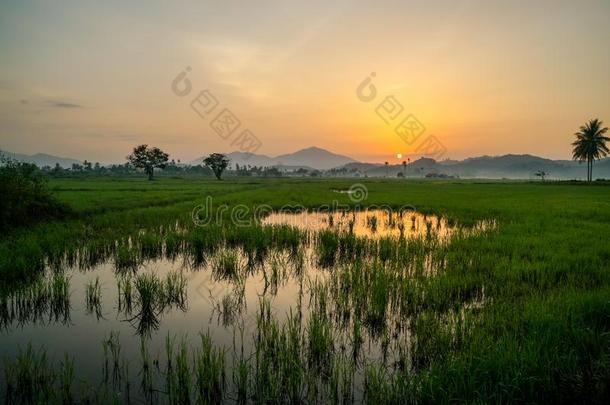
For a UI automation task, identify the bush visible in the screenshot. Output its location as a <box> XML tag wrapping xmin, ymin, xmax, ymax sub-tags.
<box><xmin>0</xmin><ymin>157</ymin><xmax>68</xmax><ymax>232</ymax></box>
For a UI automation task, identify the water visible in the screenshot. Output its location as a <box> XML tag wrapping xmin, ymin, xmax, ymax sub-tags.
<box><xmin>0</xmin><ymin>210</ymin><xmax>492</xmax><ymax>402</ymax></box>
<box><xmin>262</xmin><ymin>209</ymin><xmax>461</xmax><ymax>240</ymax></box>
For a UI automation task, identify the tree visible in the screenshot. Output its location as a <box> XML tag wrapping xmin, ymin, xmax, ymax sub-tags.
<box><xmin>203</xmin><ymin>153</ymin><xmax>230</xmax><ymax>180</ymax></box>
<box><xmin>384</xmin><ymin>161</ymin><xmax>389</xmax><ymax>177</ymax></box>
<box><xmin>0</xmin><ymin>156</ymin><xmax>67</xmax><ymax>231</ymax></box>
<box><xmin>534</xmin><ymin>170</ymin><xmax>548</xmax><ymax>182</ymax></box>
<box><xmin>402</xmin><ymin>160</ymin><xmax>407</xmax><ymax>178</ymax></box>
<box><xmin>572</xmin><ymin>119</ymin><xmax>609</xmax><ymax>182</ymax></box>
<box><xmin>126</xmin><ymin>144</ymin><xmax>169</xmax><ymax>180</ymax></box>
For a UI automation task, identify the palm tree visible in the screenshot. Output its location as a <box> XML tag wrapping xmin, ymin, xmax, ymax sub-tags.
<box><xmin>402</xmin><ymin>160</ymin><xmax>407</xmax><ymax>178</ymax></box>
<box><xmin>384</xmin><ymin>161</ymin><xmax>389</xmax><ymax>177</ymax></box>
<box><xmin>572</xmin><ymin>119</ymin><xmax>609</xmax><ymax>182</ymax></box>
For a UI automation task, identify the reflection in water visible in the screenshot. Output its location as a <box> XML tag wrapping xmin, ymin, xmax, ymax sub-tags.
<box><xmin>262</xmin><ymin>209</ymin><xmax>492</xmax><ymax>240</ymax></box>
<box><xmin>0</xmin><ymin>210</ymin><xmax>494</xmax><ymax>402</ymax></box>
<box><xmin>0</xmin><ymin>273</ymin><xmax>71</xmax><ymax>328</ymax></box>
<box><xmin>119</xmin><ymin>272</ymin><xmax>188</xmax><ymax>336</ymax></box>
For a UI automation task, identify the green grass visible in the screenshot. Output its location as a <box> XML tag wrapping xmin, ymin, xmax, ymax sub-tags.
<box><xmin>1</xmin><ymin>176</ymin><xmax>610</xmax><ymax>402</ymax></box>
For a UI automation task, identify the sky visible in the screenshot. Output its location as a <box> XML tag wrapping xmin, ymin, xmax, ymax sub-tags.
<box><xmin>1</xmin><ymin>0</ymin><xmax>609</xmax><ymax>163</ymax></box>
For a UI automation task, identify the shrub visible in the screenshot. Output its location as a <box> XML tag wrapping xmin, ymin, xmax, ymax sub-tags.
<box><xmin>0</xmin><ymin>156</ymin><xmax>68</xmax><ymax>232</ymax></box>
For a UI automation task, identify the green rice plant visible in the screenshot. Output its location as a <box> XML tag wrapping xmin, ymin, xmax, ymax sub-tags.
<box><xmin>352</xmin><ymin>318</ymin><xmax>364</xmax><ymax>362</ymax></box>
<box><xmin>283</xmin><ymin>309</ymin><xmax>305</xmax><ymax>402</ymax></box>
<box><xmin>165</xmin><ymin>270</ymin><xmax>188</xmax><ymax>309</ymax></box>
<box><xmin>117</xmin><ymin>275</ymin><xmax>133</xmax><ymax>313</ymax></box>
<box><xmin>139</xmin><ymin>336</ymin><xmax>154</xmax><ymax>401</ymax></box>
<box><xmin>115</xmin><ymin>244</ymin><xmax>140</xmax><ymax>272</ymax></box>
<box><xmin>363</xmin><ymin>363</ymin><xmax>414</xmax><ymax>404</ymax></box>
<box><xmin>138</xmin><ymin>232</ymin><xmax>163</xmax><ymax>260</ymax></box>
<box><xmin>212</xmin><ymin>249</ymin><xmax>241</xmax><ymax>281</ymax></box>
<box><xmin>347</xmin><ymin>217</ymin><xmax>355</xmax><ymax>234</ymax></box>
<box><xmin>317</xmin><ymin>230</ymin><xmax>338</xmax><ymax>267</ymax></box>
<box><xmin>328</xmin><ymin>354</ymin><xmax>354</xmax><ymax>404</ymax></box>
<box><xmin>185</xmin><ymin>229</ymin><xmax>221</xmax><ymax>269</ymax></box>
<box><xmin>409</xmin><ymin>310</ymin><xmax>453</xmax><ymax>372</ymax></box>
<box><xmin>377</xmin><ymin>237</ymin><xmax>396</xmax><ymax>262</ymax></box>
<box><xmin>165</xmin><ymin>232</ymin><xmax>185</xmax><ymax>260</ymax></box>
<box><xmin>1</xmin><ymin>273</ymin><xmax>71</xmax><ymax>326</ymax></box>
<box><xmin>306</xmin><ymin>309</ymin><xmax>334</xmax><ymax>370</ymax></box>
<box><xmin>232</xmin><ymin>354</ymin><xmax>250</xmax><ymax>404</ymax></box>
<box><xmin>85</xmin><ymin>276</ymin><xmax>102</xmax><ymax>318</ymax></box>
<box><xmin>212</xmin><ymin>283</ymin><xmax>246</xmax><ymax>327</ymax></box>
<box><xmin>171</xmin><ymin>337</ymin><xmax>191</xmax><ymax>405</ymax></box>
<box><xmin>102</xmin><ymin>331</ymin><xmax>122</xmax><ymax>385</ymax></box>
<box><xmin>165</xmin><ymin>333</ymin><xmax>176</xmax><ymax>399</ymax></box>
<box><xmin>123</xmin><ymin>358</ymin><xmax>132</xmax><ymax>404</ymax></box>
<box><xmin>60</xmin><ymin>353</ymin><xmax>75</xmax><ymax>403</ymax></box>
<box><xmin>3</xmin><ymin>343</ymin><xmax>55</xmax><ymax>403</ymax></box>
<box><xmin>134</xmin><ymin>273</ymin><xmax>164</xmax><ymax>309</ymax></box>
<box><xmin>194</xmin><ymin>332</ymin><xmax>226</xmax><ymax>404</ymax></box>
<box><xmin>288</xmin><ymin>247</ymin><xmax>305</xmax><ymax>277</ymax></box>
<box><xmin>366</xmin><ymin>215</ymin><xmax>378</xmax><ymax>233</ymax></box>
<box><xmin>252</xmin><ymin>298</ymin><xmax>282</xmax><ymax>402</ymax></box>
<box><xmin>2</xmin><ymin>178</ymin><xmax>610</xmax><ymax>403</ymax></box>
<box><xmin>130</xmin><ymin>273</ymin><xmax>166</xmax><ymax>335</ymax></box>
<box><xmin>49</xmin><ymin>273</ymin><xmax>71</xmax><ymax>322</ymax></box>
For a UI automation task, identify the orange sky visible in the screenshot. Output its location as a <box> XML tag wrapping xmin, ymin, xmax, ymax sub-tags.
<box><xmin>1</xmin><ymin>0</ymin><xmax>609</xmax><ymax>163</ymax></box>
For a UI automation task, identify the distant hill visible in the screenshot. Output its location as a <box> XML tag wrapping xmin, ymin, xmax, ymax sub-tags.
<box><xmin>0</xmin><ymin>150</ymin><xmax>81</xmax><ymax>168</ymax></box>
<box><xmin>274</xmin><ymin>147</ymin><xmax>356</xmax><ymax>170</ymax></box>
<box><xmin>336</xmin><ymin>154</ymin><xmax>610</xmax><ymax>180</ymax></box>
<box><xmin>5</xmin><ymin>147</ymin><xmax>610</xmax><ymax>179</ymax></box>
<box><xmin>191</xmin><ymin>146</ymin><xmax>356</xmax><ymax>170</ymax></box>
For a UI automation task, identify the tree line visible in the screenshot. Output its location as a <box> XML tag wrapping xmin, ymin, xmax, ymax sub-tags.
<box><xmin>13</xmin><ymin>118</ymin><xmax>610</xmax><ymax>182</ymax></box>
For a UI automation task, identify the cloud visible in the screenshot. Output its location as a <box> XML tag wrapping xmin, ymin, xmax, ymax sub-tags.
<box><xmin>46</xmin><ymin>100</ymin><xmax>84</xmax><ymax>109</ymax></box>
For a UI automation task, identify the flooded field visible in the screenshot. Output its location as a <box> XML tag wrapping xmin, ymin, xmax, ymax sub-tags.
<box><xmin>0</xmin><ymin>209</ymin><xmax>492</xmax><ymax>403</ymax></box>
<box><xmin>262</xmin><ymin>209</ymin><xmax>494</xmax><ymax>240</ymax></box>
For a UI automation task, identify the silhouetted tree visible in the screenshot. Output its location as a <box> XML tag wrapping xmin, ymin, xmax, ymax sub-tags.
<box><xmin>126</xmin><ymin>144</ymin><xmax>169</xmax><ymax>180</ymax></box>
<box><xmin>572</xmin><ymin>119</ymin><xmax>609</xmax><ymax>181</ymax></box>
<box><xmin>203</xmin><ymin>153</ymin><xmax>230</xmax><ymax>180</ymax></box>
<box><xmin>535</xmin><ymin>170</ymin><xmax>548</xmax><ymax>182</ymax></box>
<box><xmin>0</xmin><ymin>156</ymin><xmax>67</xmax><ymax>231</ymax></box>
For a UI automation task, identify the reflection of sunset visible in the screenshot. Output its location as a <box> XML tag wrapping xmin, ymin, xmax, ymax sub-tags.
<box><xmin>261</xmin><ymin>209</ymin><xmax>494</xmax><ymax>241</ymax></box>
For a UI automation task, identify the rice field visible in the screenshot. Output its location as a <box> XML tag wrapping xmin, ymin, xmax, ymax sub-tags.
<box><xmin>1</xmin><ymin>177</ymin><xmax>609</xmax><ymax>403</ymax></box>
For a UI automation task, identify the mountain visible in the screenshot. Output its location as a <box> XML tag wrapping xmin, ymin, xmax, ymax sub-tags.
<box><xmin>5</xmin><ymin>147</ymin><xmax>609</xmax><ymax>179</ymax></box>
<box><xmin>274</xmin><ymin>147</ymin><xmax>357</xmax><ymax>170</ymax></box>
<box><xmin>190</xmin><ymin>147</ymin><xmax>357</xmax><ymax>170</ymax></box>
<box><xmin>0</xmin><ymin>150</ymin><xmax>81</xmax><ymax>168</ymax></box>
<box><xmin>334</xmin><ymin>154</ymin><xmax>610</xmax><ymax>180</ymax></box>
